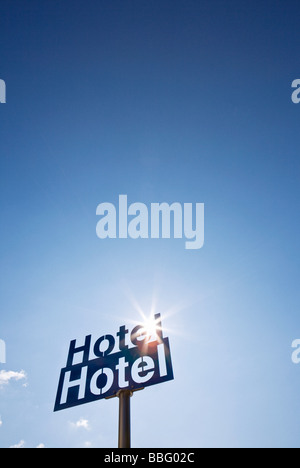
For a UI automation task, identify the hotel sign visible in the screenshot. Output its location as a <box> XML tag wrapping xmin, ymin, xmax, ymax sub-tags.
<box><xmin>54</xmin><ymin>314</ymin><xmax>174</xmax><ymax>412</ymax></box>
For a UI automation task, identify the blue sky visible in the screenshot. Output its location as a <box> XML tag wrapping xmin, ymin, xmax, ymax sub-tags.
<box><xmin>0</xmin><ymin>0</ymin><xmax>300</xmax><ymax>448</ymax></box>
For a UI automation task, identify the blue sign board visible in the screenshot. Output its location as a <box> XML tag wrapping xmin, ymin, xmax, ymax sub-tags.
<box><xmin>54</xmin><ymin>314</ymin><xmax>174</xmax><ymax>412</ymax></box>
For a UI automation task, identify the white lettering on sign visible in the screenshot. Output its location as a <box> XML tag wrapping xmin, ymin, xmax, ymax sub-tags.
<box><xmin>54</xmin><ymin>314</ymin><xmax>174</xmax><ymax>412</ymax></box>
<box><xmin>60</xmin><ymin>366</ymin><xmax>88</xmax><ymax>405</ymax></box>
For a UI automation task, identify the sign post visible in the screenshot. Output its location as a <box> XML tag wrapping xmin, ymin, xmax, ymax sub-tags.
<box><xmin>54</xmin><ymin>313</ymin><xmax>174</xmax><ymax>447</ymax></box>
<box><xmin>118</xmin><ymin>390</ymin><xmax>132</xmax><ymax>448</ymax></box>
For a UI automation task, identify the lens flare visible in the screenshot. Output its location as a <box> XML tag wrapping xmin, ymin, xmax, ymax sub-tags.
<box><xmin>140</xmin><ymin>315</ymin><xmax>162</xmax><ymax>343</ymax></box>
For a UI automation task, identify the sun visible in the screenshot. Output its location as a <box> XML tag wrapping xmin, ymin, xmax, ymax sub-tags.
<box><xmin>140</xmin><ymin>314</ymin><xmax>163</xmax><ymax>343</ymax></box>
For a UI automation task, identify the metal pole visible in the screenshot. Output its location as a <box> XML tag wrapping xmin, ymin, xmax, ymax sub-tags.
<box><xmin>118</xmin><ymin>390</ymin><xmax>132</xmax><ymax>448</ymax></box>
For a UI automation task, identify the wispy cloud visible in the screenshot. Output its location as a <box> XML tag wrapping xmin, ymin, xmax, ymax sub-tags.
<box><xmin>10</xmin><ymin>440</ymin><xmax>25</xmax><ymax>449</ymax></box>
<box><xmin>9</xmin><ymin>441</ymin><xmax>45</xmax><ymax>449</ymax></box>
<box><xmin>0</xmin><ymin>370</ymin><xmax>26</xmax><ymax>387</ymax></box>
<box><xmin>70</xmin><ymin>418</ymin><xmax>90</xmax><ymax>430</ymax></box>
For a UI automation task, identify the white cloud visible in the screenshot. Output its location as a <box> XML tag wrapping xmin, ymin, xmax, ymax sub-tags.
<box><xmin>9</xmin><ymin>441</ymin><xmax>45</xmax><ymax>448</ymax></box>
<box><xmin>71</xmin><ymin>418</ymin><xmax>90</xmax><ymax>430</ymax></box>
<box><xmin>10</xmin><ymin>440</ymin><xmax>25</xmax><ymax>449</ymax></box>
<box><xmin>0</xmin><ymin>416</ymin><xmax>2</xmax><ymax>427</ymax></box>
<box><xmin>0</xmin><ymin>370</ymin><xmax>27</xmax><ymax>388</ymax></box>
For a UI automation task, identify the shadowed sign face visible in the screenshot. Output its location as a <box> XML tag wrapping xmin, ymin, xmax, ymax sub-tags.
<box><xmin>54</xmin><ymin>314</ymin><xmax>174</xmax><ymax>412</ymax></box>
